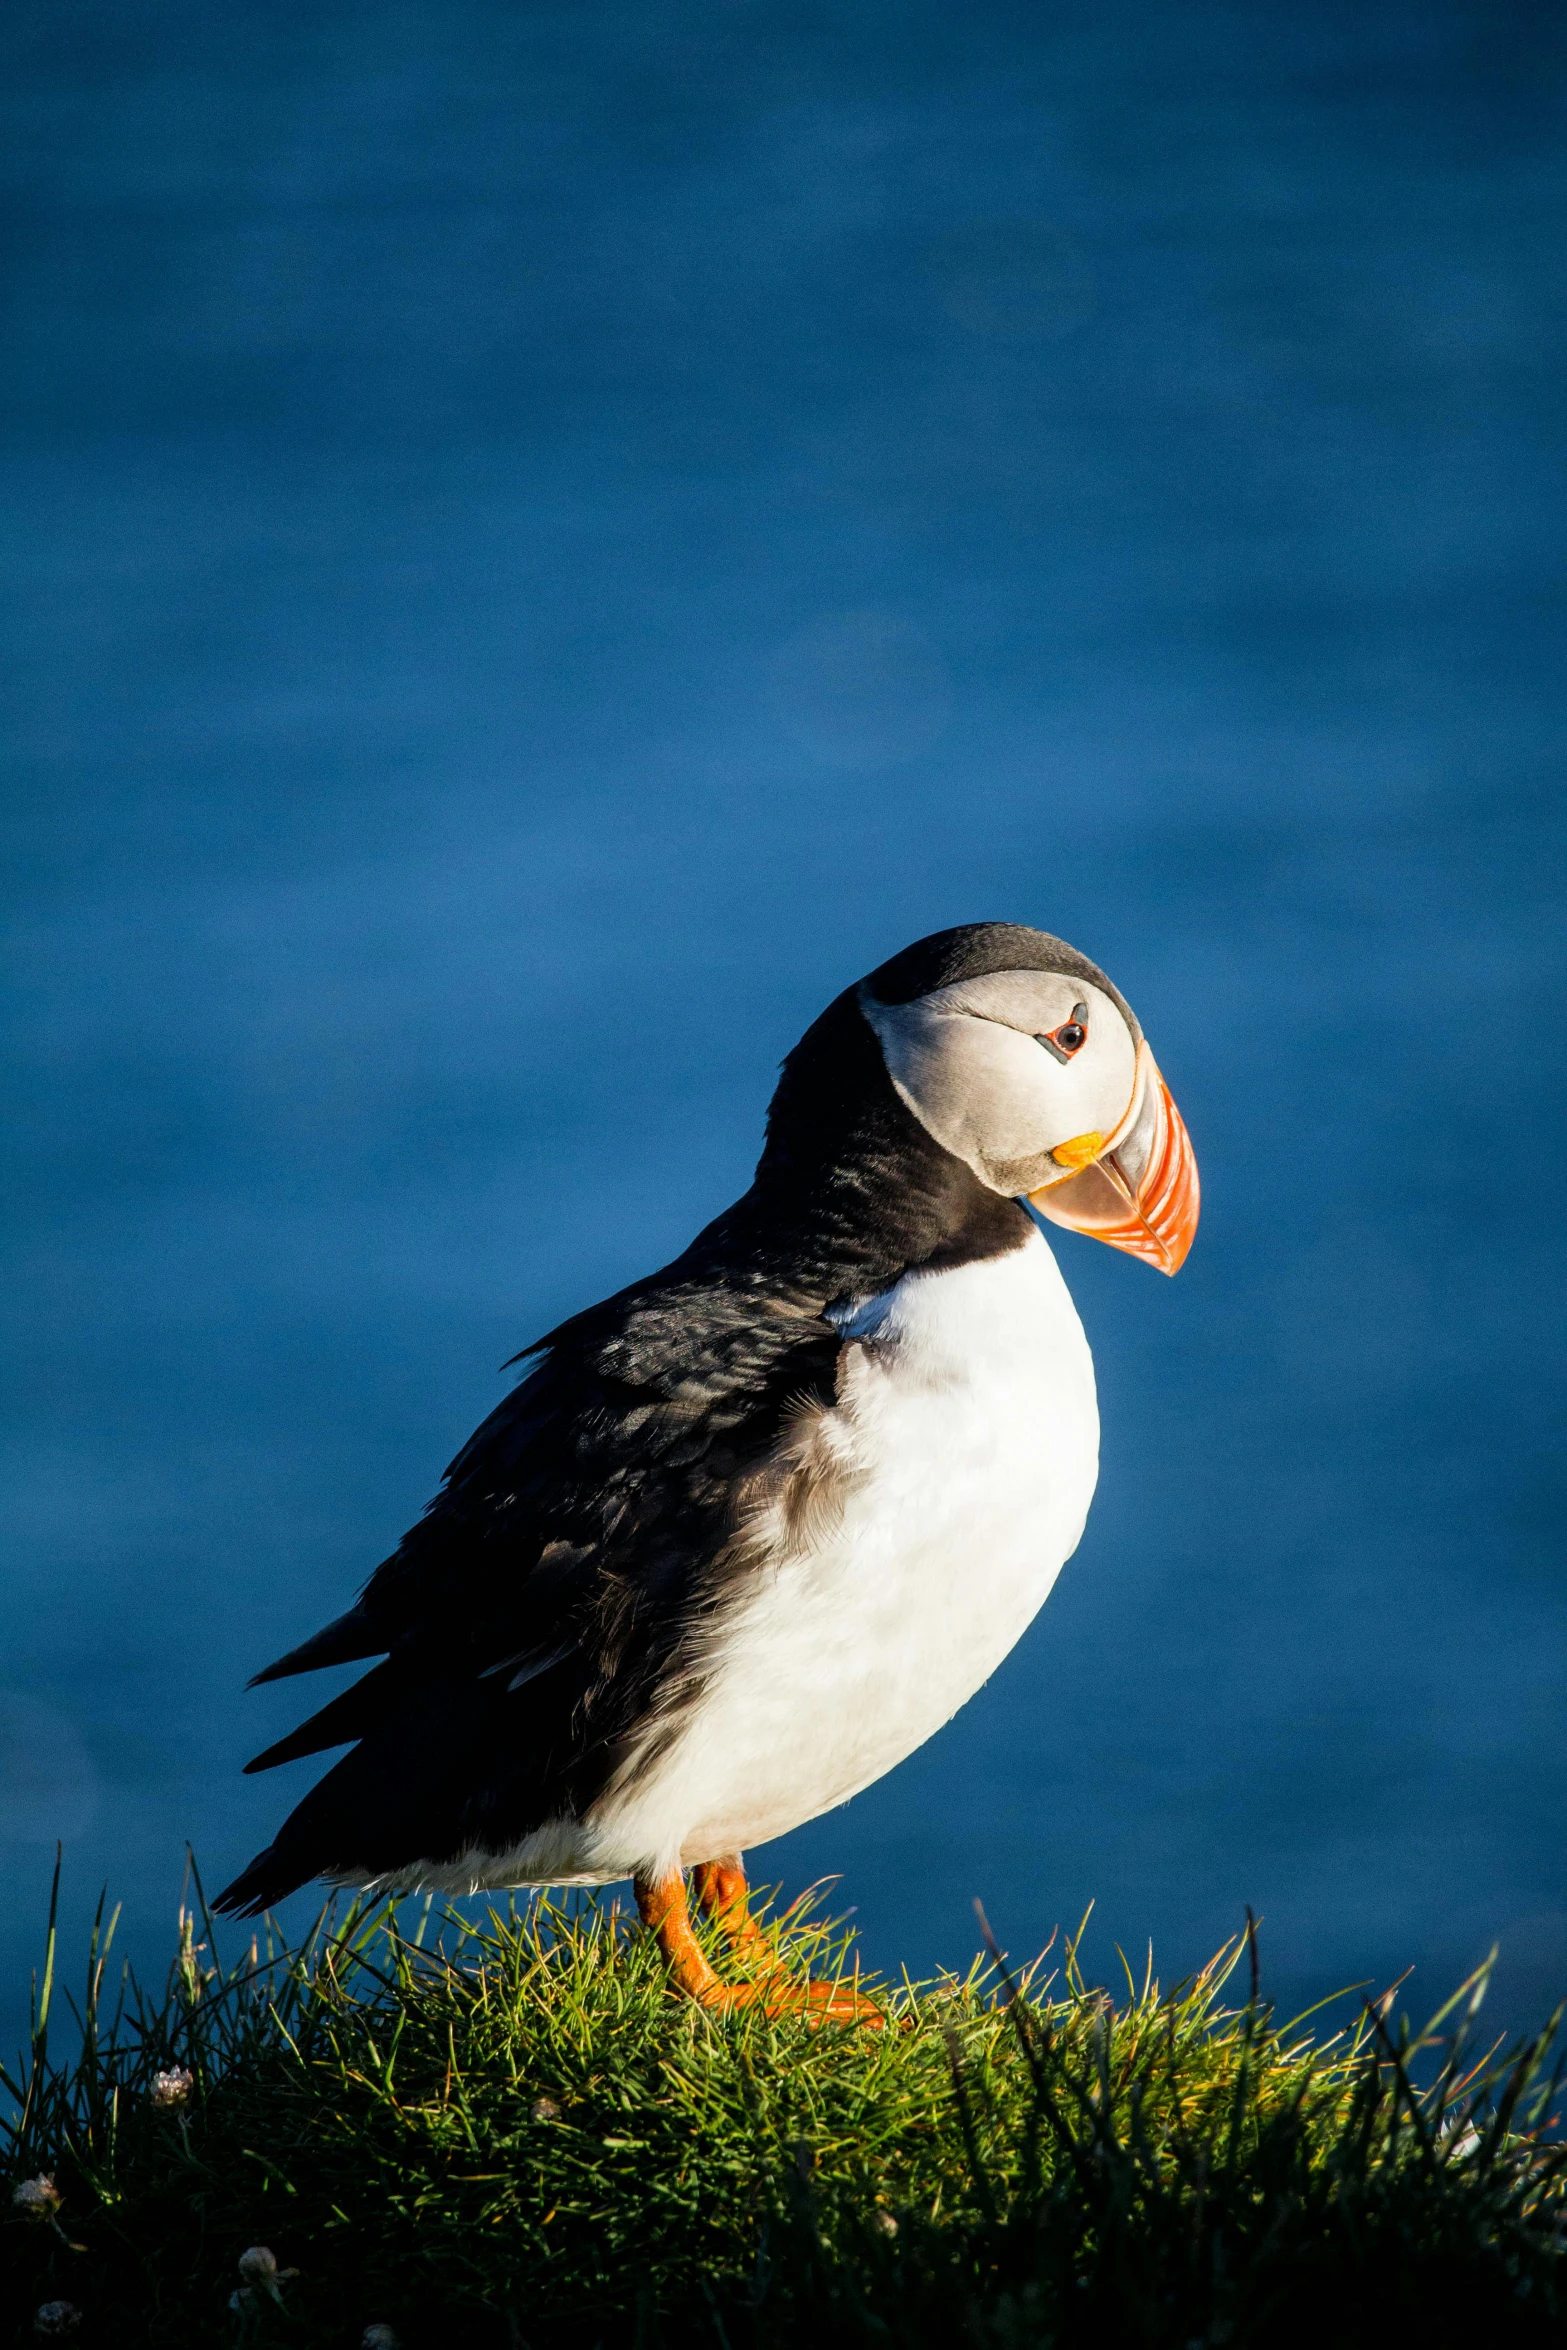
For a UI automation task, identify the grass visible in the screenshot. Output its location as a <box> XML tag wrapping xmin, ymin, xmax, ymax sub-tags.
<box><xmin>3</xmin><ymin>1864</ymin><xmax>1565</xmax><ymax>2349</ymax></box>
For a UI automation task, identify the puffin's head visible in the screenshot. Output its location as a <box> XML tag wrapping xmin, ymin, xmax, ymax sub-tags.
<box><xmin>859</xmin><ymin>922</ymin><xmax>1199</xmax><ymax>1275</ymax></box>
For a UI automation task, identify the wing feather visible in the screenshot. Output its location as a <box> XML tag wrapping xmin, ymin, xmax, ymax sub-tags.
<box><xmin>215</xmin><ymin>1264</ymin><xmax>845</xmax><ymax>1916</ymax></box>
<box><xmin>247</xmin><ymin>1602</ymin><xmax>384</xmax><ymax>1687</ymax></box>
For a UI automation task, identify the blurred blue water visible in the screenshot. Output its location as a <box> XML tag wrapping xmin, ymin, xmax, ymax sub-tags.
<box><xmin>3</xmin><ymin>0</ymin><xmax>1565</xmax><ymax>2057</ymax></box>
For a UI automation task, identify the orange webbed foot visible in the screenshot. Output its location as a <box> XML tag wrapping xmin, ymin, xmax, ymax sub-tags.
<box><xmin>688</xmin><ymin>1975</ymin><xmax>885</xmax><ymax>2027</ymax></box>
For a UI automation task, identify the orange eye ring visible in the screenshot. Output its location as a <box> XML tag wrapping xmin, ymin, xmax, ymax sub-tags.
<box><xmin>1036</xmin><ymin>1001</ymin><xmax>1089</xmax><ymax>1065</ymax></box>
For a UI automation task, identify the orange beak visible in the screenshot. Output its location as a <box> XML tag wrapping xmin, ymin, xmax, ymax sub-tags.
<box><xmin>1027</xmin><ymin>1042</ymin><xmax>1199</xmax><ymax>1276</ymax></box>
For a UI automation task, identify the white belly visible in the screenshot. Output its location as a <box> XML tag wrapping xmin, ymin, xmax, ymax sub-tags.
<box><xmin>582</xmin><ymin>1223</ymin><xmax>1098</xmax><ymax>1880</ymax></box>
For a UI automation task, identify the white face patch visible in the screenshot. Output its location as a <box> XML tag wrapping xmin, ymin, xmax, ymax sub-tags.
<box><xmin>859</xmin><ymin>968</ymin><xmax>1139</xmax><ymax>1196</ymax></box>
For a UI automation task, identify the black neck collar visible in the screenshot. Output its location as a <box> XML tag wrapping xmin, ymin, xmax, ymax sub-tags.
<box><xmin>691</xmin><ymin>988</ymin><xmax>1030</xmax><ymax>1301</ymax></box>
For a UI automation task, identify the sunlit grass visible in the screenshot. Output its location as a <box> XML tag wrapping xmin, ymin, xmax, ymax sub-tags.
<box><xmin>4</xmin><ymin>1862</ymin><xmax>1565</xmax><ymax>2347</ymax></box>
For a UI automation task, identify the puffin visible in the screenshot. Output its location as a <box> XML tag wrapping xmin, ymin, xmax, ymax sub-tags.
<box><xmin>216</xmin><ymin>923</ymin><xmax>1198</xmax><ymax>2019</ymax></box>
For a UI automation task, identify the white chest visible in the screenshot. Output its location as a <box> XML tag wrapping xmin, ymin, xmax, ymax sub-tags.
<box><xmin>588</xmin><ymin>1224</ymin><xmax>1099</xmax><ymax>1878</ymax></box>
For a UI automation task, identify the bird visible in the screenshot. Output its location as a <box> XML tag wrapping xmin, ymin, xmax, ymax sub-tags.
<box><xmin>215</xmin><ymin>922</ymin><xmax>1198</xmax><ymax>2020</ymax></box>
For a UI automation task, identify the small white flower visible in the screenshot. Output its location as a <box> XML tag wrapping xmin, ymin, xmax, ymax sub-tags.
<box><xmin>361</xmin><ymin>2328</ymin><xmax>401</xmax><ymax>2349</ymax></box>
<box><xmin>33</xmin><ymin>2307</ymin><xmax>82</xmax><ymax>2340</ymax></box>
<box><xmin>530</xmin><ymin>2094</ymin><xmax>561</xmax><ymax>2122</ymax></box>
<box><xmin>151</xmin><ymin>2065</ymin><xmax>195</xmax><ymax>2108</ymax></box>
<box><xmin>871</xmin><ymin>2206</ymin><xmax>899</xmax><ymax>2238</ymax></box>
<box><xmin>13</xmin><ymin>2175</ymin><xmax>62</xmax><ymax>2221</ymax></box>
<box><xmin>237</xmin><ymin>2245</ymin><xmax>297</xmax><ymax>2304</ymax></box>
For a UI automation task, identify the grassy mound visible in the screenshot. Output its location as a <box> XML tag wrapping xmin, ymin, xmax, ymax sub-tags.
<box><xmin>3</xmin><ymin>1867</ymin><xmax>1564</xmax><ymax>2349</ymax></box>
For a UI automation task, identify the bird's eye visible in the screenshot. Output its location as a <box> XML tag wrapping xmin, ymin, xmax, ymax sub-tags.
<box><xmin>1036</xmin><ymin>1004</ymin><xmax>1090</xmax><ymax>1065</ymax></box>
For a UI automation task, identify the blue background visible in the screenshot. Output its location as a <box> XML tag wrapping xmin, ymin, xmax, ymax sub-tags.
<box><xmin>3</xmin><ymin>0</ymin><xmax>1565</xmax><ymax>2055</ymax></box>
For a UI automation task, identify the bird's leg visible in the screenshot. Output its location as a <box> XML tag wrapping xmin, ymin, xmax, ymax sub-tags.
<box><xmin>634</xmin><ymin>1869</ymin><xmax>883</xmax><ymax>2025</ymax></box>
<box><xmin>690</xmin><ymin>1855</ymin><xmax>780</xmax><ymax>1972</ymax></box>
<box><xmin>635</xmin><ymin>1870</ymin><xmax>728</xmax><ymax>2005</ymax></box>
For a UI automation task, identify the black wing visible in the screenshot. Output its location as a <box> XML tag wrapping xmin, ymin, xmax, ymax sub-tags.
<box><xmin>214</xmin><ymin>1263</ymin><xmax>843</xmax><ymax>1915</ymax></box>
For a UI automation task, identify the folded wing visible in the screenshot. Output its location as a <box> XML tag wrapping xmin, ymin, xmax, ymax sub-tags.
<box><xmin>215</xmin><ymin>1262</ymin><xmax>843</xmax><ymax>1916</ymax></box>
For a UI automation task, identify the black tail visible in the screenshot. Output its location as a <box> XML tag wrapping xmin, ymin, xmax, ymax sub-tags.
<box><xmin>216</xmin><ymin>1667</ymin><xmax>579</xmax><ymax>1921</ymax></box>
<box><xmin>215</xmin><ymin>1703</ymin><xmax>477</xmax><ymax>1920</ymax></box>
<box><xmin>213</xmin><ymin>1841</ymin><xmax>320</xmax><ymax>1919</ymax></box>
